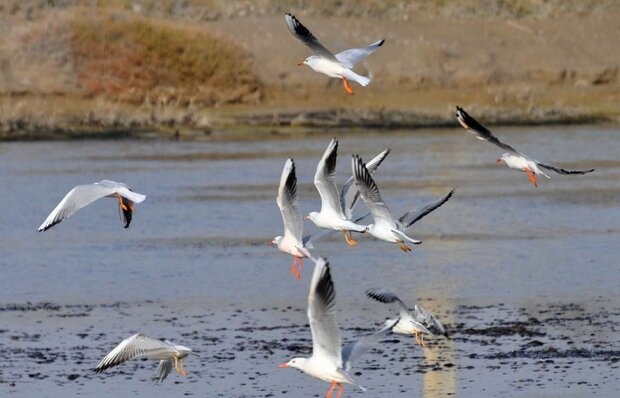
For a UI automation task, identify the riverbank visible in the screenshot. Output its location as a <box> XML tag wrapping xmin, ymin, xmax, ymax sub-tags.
<box><xmin>0</xmin><ymin>3</ymin><xmax>618</xmax><ymax>139</ymax></box>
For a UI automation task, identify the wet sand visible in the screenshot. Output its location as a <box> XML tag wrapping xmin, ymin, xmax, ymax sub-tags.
<box><xmin>1</xmin><ymin>126</ymin><xmax>619</xmax><ymax>396</ymax></box>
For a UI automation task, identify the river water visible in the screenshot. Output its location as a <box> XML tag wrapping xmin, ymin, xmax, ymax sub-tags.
<box><xmin>1</xmin><ymin>126</ymin><xmax>619</xmax><ymax>397</ymax></box>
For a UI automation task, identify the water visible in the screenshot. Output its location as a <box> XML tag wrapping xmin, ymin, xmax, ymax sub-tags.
<box><xmin>1</xmin><ymin>126</ymin><xmax>619</xmax><ymax>397</ymax></box>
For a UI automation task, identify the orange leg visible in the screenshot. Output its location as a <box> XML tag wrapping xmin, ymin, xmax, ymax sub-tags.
<box><xmin>524</xmin><ymin>167</ymin><xmax>538</xmax><ymax>187</ymax></box>
<box><xmin>290</xmin><ymin>257</ymin><xmax>298</xmax><ymax>278</ymax></box>
<box><xmin>295</xmin><ymin>257</ymin><xmax>303</xmax><ymax>281</ymax></box>
<box><xmin>341</xmin><ymin>77</ymin><xmax>354</xmax><ymax>95</ymax></box>
<box><xmin>342</xmin><ymin>230</ymin><xmax>358</xmax><ymax>247</ymax></box>
<box><xmin>336</xmin><ymin>383</ymin><xmax>344</xmax><ymax>398</ymax></box>
<box><xmin>399</xmin><ymin>242</ymin><xmax>412</xmax><ymax>252</ymax></box>
<box><xmin>326</xmin><ymin>381</ymin><xmax>337</xmax><ymax>398</ymax></box>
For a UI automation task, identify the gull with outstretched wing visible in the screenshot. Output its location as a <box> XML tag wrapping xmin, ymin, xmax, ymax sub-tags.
<box><xmin>456</xmin><ymin>106</ymin><xmax>595</xmax><ymax>187</ymax></box>
<box><xmin>366</xmin><ymin>288</ymin><xmax>446</xmax><ymax>347</ymax></box>
<box><xmin>352</xmin><ymin>155</ymin><xmax>454</xmax><ymax>252</ymax></box>
<box><xmin>285</xmin><ymin>13</ymin><xmax>384</xmax><ymax>95</ymax></box>
<box><xmin>95</xmin><ymin>334</ymin><xmax>197</xmax><ymax>383</ymax></box>
<box><xmin>279</xmin><ymin>257</ymin><xmax>393</xmax><ymax>397</ymax></box>
<box><xmin>37</xmin><ymin>180</ymin><xmax>145</xmax><ymax>231</ymax></box>
<box><xmin>270</xmin><ymin>158</ymin><xmax>312</xmax><ymax>281</ymax></box>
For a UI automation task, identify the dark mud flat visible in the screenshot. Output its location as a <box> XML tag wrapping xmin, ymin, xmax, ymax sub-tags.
<box><xmin>0</xmin><ymin>298</ymin><xmax>618</xmax><ymax>397</ymax></box>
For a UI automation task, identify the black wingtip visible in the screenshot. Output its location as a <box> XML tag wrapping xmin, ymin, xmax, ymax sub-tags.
<box><xmin>378</xmin><ymin>39</ymin><xmax>385</xmax><ymax>46</ymax></box>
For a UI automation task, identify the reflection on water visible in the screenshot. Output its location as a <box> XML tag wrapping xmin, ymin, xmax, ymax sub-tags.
<box><xmin>422</xmin><ymin>298</ymin><xmax>457</xmax><ymax>398</ymax></box>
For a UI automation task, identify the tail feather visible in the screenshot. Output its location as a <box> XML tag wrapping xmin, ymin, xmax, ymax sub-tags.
<box><xmin>342</xmin><ymin>70</ymin><xmax>370</xmax><ymax>87</ymax></box>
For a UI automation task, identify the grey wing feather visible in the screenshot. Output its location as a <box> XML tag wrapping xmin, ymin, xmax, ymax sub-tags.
<box><xmin>365</xmin><ymin>288</ymin><xmax>412</xmax><ymax>319</ymax></box>
<box><xmin>456</xmin><ymin>106</ymin><xmax>519</xmax><ymax>154</ymax></box>
<box><xmin>277</xmin><ymin>158</ymin><xmax>304</xmax><ymax>241</ymax></box>
<box><xmin>340</xmin><ymin>148</ymin><xmax>390</xmax><ymax>219</ymax></box>
<box><xmin>285</xmin><ymin>13</ymin><xmax>336</xmax><ymax>60</ymax></box>
<box><xmin>152</xmin><ymin>360</ymin><xmax>173</xmax><ymax>384</ymax></box>
<box><xmin>335</xmin><ymin>39</ymin><xmax>385</xmax><ymax>69</ymax></box>
<box><xmin>308</xmin><ymin>257</ymin><xmax>342</xmax><ymax>367</ymax></box>
<box><xmin>352</xmin><ymin>155</ymin><xmax>394</xmax><ymax>225</ymax></box>
<box><xmin>535</xmin><ymin>161</ymin><xmax>595</xmax><ymax>175</ymax></box>
<box><xmin>414</xmin><ymin>305</ymin><xmax>447</xmax><ymax>336</ymax></box>
<box><xmin>315</xmin><ymin>139</ymin><xmax>345</xmax><ymax>216</ymax></box>
<box><xmin>399</xmin><ymin>188</ymin><xmax>455</xmax><ymax>229</ymax></box>
<box><xmin>95</xmin><ymin>334</ymin><xmax>173</xmax><ymax>372</ymax></box>
<box><xmin>341</xmin><ymin>318</ymin><xmax>396</xmax><ymax>372</ymax></box>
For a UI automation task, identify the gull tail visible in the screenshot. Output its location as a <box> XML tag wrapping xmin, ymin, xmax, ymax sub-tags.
<box><xmin>342</xmin><ymin>70</ymin><xmax>371</xmax><ymax>87</ymax></box>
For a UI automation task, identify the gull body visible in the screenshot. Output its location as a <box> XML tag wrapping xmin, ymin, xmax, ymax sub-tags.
<box><xmin>307</xmin><ymin>139</ymin><xmax>367</xmax><ymax>247</ymax></box>
<box><xmin>95</xmin><ymin>334</ymin><xmax>197</xmax><ymax>383</ymax></box>
<box><xmin>456</xmin><ymin>106</ymin><xmax>594</xmax><ymax>187</ymax></box>
<box><xmin>366</xmin><ymin>288</ymin><xmax>445</xmax><ymax>347</ymax></box>
<box><xmin>37</xmin><ymin>179</ymin><xmax>146</xmax><ymax>231</ymax></box>
<box><xmin>352</xmin><ymin>155</ymin><xmax>454</xmax><ymax>252</ymax></box>
<box><xmin>280</xmin><ymin>257</ymin><xmax>394</xmax><ymax>397</ymax></box>
<box><xmin>285</xmin><ymin>13</ymin><xmax>384</xmax><ymax>95</ymax></box>
<box><xmin>271</xmin><ymin>158</ymin><xmax>312</xmax><ymax>280</ymax></box>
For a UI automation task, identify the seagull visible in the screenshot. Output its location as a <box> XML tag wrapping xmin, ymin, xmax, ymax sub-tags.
<box><xmin>306</xmin><ymin>139</ymin><xmax>368</xmax><ymax>247</ymax></box>
<box><xmin>37</xmin><ymin>179</ymin><xmax>146</xmax><ymax>231</ymax></box>
<box><xmin>284</xmin><ymin>12</ymin><xmax>385</xmax><ymax>95</ymax></box>
<box><xmin>279</xmin><ymin>257</ymin><xmax>396</xmax><ymax>397</ymax></box>
<box><xmin>95</xmin><ymin>334</ymin><xmax>197</xmax><ymax>383</ymax></box>
<box><xmin>455</xmin><ymin>106</ymin><xmax>595</xmax><ymax>187</ymax></box>
<box><xmin>352</xmin><ymin>155</ymin><xmax>455</xmax><ymax>252</ymax></box>
<box><xmin>303</xmin><ymin>147</ymin><xmax>391</xmax><ymax>250</ymax></box>
<box><xmin>366</xmin><ymin>288</ymin><xmax>446</xmax><ymax>347</ymax></box>
<box><xmin>270</xmin><ymin>158</ymin><xmax>312</xmax><ymax>281</ymax></box>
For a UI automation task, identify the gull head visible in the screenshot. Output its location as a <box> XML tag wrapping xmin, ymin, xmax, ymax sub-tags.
<box><xmin>176</xmin><ymin>345</ymin><xmax>195</xmax><ymax>358</ymax></box>
<box><xmin>279</xmin><ymin>357</ymin><xmax>307</xmax><ymax>371</ymax></box>
<box><xmin>299</xmin><ymin>55</ymin><xmax>320</xmax><ymax>68</ymax></box>
<box><xmin>270</xmin><ymin>236</ymin><xmax>283</xmax><ymax>247</ymax></box>
<box><xmin>304</xmin><ymin>212</ymin><xmax>320</xmax><ymax>224</ymax></box>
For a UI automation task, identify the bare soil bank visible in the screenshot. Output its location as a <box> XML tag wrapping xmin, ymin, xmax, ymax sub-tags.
<box><xmin>0</xmin><ymin>6</ymin><xmax>619</xmax><ymax>139</ymax></box>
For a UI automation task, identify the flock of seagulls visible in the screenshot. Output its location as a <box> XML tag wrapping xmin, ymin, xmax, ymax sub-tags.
<box><xmin>31</xmin><ymin>11</ymin><xmax>597</xmax><ymax>394</ymax></box>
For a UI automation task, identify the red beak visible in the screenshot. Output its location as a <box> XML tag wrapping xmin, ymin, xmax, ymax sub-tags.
<box><xmin>496</xmin><ymin>158</ymin><xmax>502</xmax><ymax>163</ymax></box>
<box><xmin>297</xmin><ymin>61</ymin><xmax>304</xmax><ymax>66</ymax></box>
<box><xmin>278</xmin><ymin>363</ymin><xmax>289</xmax><ymax>368</ymax></box>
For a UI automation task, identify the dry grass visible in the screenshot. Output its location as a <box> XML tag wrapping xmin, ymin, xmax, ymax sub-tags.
<box><xmin>3</xmin><ymin>9</ymin><xmax>260</xmax><ymax>107</ymax></box>
<box><xmin>67</xmin><ymin>11</ymin><xmax>260</xmax><ymax>105</ymax></box>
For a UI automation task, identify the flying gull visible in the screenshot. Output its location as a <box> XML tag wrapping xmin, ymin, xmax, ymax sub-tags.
<box><xmin>279</xmin><ymin>257</ymin><xmax>396</xmax><ymax>397</ymax></box>
<box><xmin>37</xmin><ymin>180</ymin><xmax>146</xmax><ymax>231</ymax></box>
<box><xmin>95</xmin><ymin>334</ymin><xmax>197</xmax><ymax>383</ymax></box>
<box><xmin>270</xmin><ymin>158</ymin><xmax>312</xmax><ymax>281</ymax></box>
<box><xmin>352</xmin><ymin>155</ymin><xmax>454</xmax><ymax>252</ymax></box>
<box><xmin>306</xmin><ymin>139</ymin><xmax>368</xmax><ymax>246</ymax></box>
<box><xmin>285</xmin><ymin>13</ymin><xmax>384</xmax><ymax>95</ymax></box>
<box><xmin>456</xmin><ymin>106</ymin><xmax>595</xmax><ymax>187</ymax></box>
<box><xmin>366</xmin><ymin>288</ymin><xmax>446</xmax><ymax>347</ymax></box>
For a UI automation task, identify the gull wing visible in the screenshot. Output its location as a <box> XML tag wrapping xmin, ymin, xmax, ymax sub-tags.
<box><xmin>365</xmin><ymin>288</ymin><xmax>413</xmax><ymax>320</ymax></box>
<box><xmin>398</xmin><ymin>188</ymin><xmax>455</xmax><ymax>229</ymax></box>
<box><xmin>535</xmin><ymin>161</ymin><xmax>595</xmax><ymax>175</ymax></box>
<box><xmin>308</xmin><ymin>257</ymin><xmax>342</xmax><ymax>367</ymax></box>
<box><xmin>341</xmin><ymin>318</ymin><xmax>396</xmax><ymax>372</ymax></box>
<box><xmin>340</xmin><ymin>148</ymin><xmax>391</xmax><ymax>220</ymax></box>
<box><xmin>414</xmin><ymin>305</ymin><xmax>447</xmax><ymax>336</ymax></box>
<box><xmin>335</xmin><ymin>39</ymin><xmax>385</xmax><ymax>69</ymax></box>
<box><xmin>352</xmin><ymin>155</ymin><xmax>394</xmax><ymax>226</ymax></box>
<box><xmin>152</xmin><ymin>360</ymin><xmax>173</xmax><ymax>384</ymax></box>
<box><xmin>277</xmin><ymin>158</ymin><xmax>303</xmax><ymax>242</ymax></box>
<box><xmin>285</xmin><ymin>13</ymin><xmax>337</xmax><ymax>60</ymax></box>
<box><xmin>455</xmin><ymin>106</ymin><xmax>519</xmax><ymax>154</ymax></box>
<box><xmin>95</xmin><ymin>334</ymin><xmax>175</xmax><ymax>372</ymax></box>
<box><xmin>315</xmin><ymin>139</ymin><xmax>345</xmax><ymax>217</ymax></box>
<box><xmin>37</xmin><ymin>180</ymin><xmax>145</xmax><ymax>232</ymax></box>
